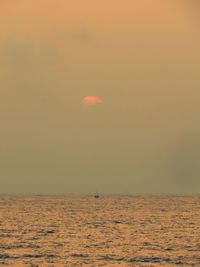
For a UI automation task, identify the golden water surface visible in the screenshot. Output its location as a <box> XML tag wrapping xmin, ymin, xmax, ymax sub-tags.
<box><xmin>0</xmin><ymin>195</ymin><xmax>200</xmax><ymax>266</ymax></box>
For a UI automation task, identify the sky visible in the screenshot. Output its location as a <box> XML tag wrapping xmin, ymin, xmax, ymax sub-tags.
<box><xmin>0</xmin><ymin>1</ymin><xmax>200</xmax><ymax>194</ymax></box>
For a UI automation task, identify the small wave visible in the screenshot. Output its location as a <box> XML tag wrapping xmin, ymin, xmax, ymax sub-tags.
<box><xmin>71</xmin><ymin>253</ymin><xmax>89</xmax><ymax>258</ymax></box>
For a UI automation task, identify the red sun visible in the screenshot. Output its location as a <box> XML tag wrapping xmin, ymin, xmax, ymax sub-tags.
<box><xmin>82</xmin><ymin>96</ymin><xmax>103</xmax><ymax>106</ymax></box>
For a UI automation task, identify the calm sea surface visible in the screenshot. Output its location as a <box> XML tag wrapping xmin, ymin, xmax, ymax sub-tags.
<box><xmin>0</xmin><ymin>195</ymin><xmax>200</xmax><ymax>266</ymax></box>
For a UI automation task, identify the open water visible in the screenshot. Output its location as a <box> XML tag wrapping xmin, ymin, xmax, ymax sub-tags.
<box><xmin>0</xmin><ymin>195</ymin><xmax>200</xmax><ymax>266</ymax></box>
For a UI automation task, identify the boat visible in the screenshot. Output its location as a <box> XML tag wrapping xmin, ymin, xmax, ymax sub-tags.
<box><xmin>94</xmin><ymin>192</ymin><xmax>100</xmax><ymax>199</ymax></box>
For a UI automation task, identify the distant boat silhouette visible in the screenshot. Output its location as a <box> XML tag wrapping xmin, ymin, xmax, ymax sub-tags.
<box><xmin>94</xmin><ymin>192</ymin><xmax>100</xmax><ymax>199</ymax></box>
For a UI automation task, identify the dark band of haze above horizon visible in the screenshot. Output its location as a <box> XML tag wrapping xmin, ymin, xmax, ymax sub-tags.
<box><xmin>0</xmin><ymin>0</ymin><xmax>200</xmax><ymax>194</ymax></box>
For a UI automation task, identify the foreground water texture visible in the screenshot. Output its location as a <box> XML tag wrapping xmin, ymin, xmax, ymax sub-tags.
<box><xmin>0</xmin><ymin>195</ymin><xmax>200</xmax><ymax>266</ymax></box>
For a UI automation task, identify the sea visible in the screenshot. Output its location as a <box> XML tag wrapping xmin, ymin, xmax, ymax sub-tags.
<box><xmin>0</xmin><ymin>195</ymin><xmax>200</xmax><ymax>266</ymax></box>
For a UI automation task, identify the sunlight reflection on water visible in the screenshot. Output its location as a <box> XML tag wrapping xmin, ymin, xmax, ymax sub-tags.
<box><xmin>0</xmin><ymin>195</ymin><xmax>200</xmax><ymax>266</ymax></box>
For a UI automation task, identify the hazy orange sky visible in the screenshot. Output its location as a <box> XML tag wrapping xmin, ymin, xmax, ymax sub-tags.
<box><xmin>0</xmin><ymin>1</ymin><xmax>200</xmax><ymax>194</ymax></box>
